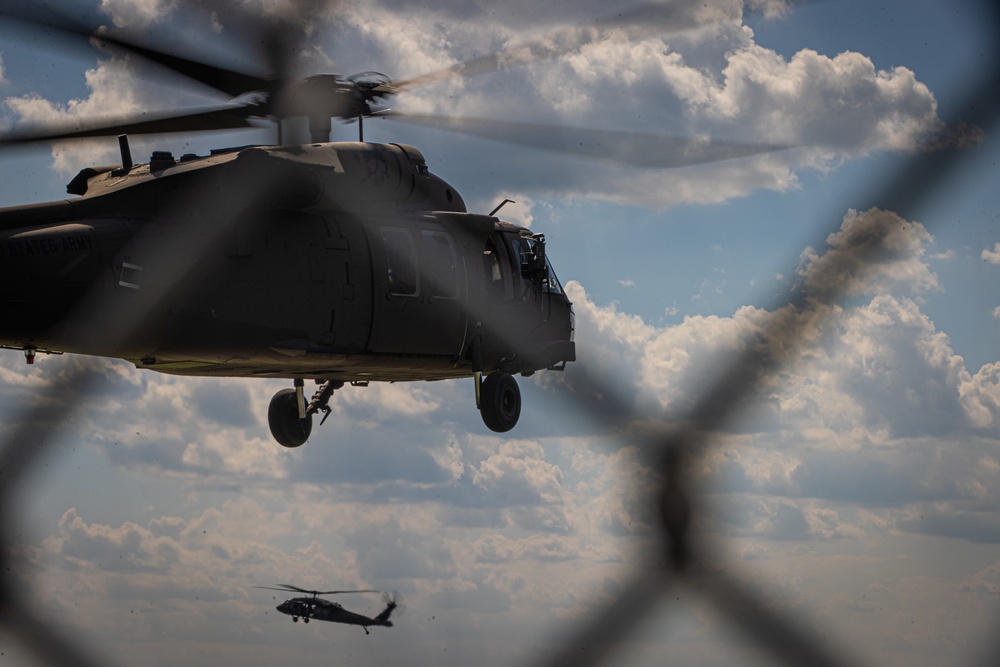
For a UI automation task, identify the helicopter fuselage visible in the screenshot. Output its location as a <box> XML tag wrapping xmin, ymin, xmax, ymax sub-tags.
<box><xmin>0</xmin><ymin>141</ymin><xmax>575</xmax><ymax>442</ymax></box>
<box><xmin>276</xmin><ymin>596</ymin><xmax>394</xmax><ymax>629</ymax></box>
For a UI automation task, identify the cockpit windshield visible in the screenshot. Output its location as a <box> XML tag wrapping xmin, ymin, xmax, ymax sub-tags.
<box><xmin>542</xmin><ymin>255</ymin><xmax>564</xmax><ymax>294</ymax></box>
<box><xmin>511</xmin><ymin>235</ymin><xmax>564</xmax><ymax>295</ymax></box>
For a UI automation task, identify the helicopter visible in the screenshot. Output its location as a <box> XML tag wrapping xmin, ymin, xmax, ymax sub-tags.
<box><xmin>255</xmin><ymin>584</ymin><xmax>399</xmax><ymax>632</ymax></box>
<box><xmin>0</xmin><ymin>4</ymin><xmax>785</xmax><ymax>448</ymax></box>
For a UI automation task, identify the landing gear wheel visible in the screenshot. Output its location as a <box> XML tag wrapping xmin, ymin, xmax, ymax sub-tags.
<box><xmin>480</xmin><ymin>371</ymin><xmax>521</xmax><ymax>432</ymax></box>
<box><xmin>268</xmin><ymin>388</ymin><xmax>312</xmax><ymax>448</ymax></box>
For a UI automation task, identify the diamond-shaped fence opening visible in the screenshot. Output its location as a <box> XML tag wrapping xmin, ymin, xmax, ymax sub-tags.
<box><xmin>1</xmin><ymin>1</ymin><xmax>999</xmax><ymax>665</ymax></box>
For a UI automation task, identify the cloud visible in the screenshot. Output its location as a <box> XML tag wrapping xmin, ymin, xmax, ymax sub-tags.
<box><xmin>4</xmin><ymin>203</ymin><xmax>990</xmax><ymax>546</ymax></box>
<box><xmin>797</xmin><ymin>208</ymin><xmax>939</xmax><ymax>303</ymax></box>
<box><xmin>542</xmin><ymin>205</ymin><xmax>1000</xmax><ymax>547</ymax></box>
<box><xmin>4</xmin><ymin>204</ymin><xmax>999</xmax><ymax>666</ymax></box>
<box><xmin>3</xmin><ymin>2</ymin><xmax>946</xmax><ymax>210</ymax></box>
<box><xmin>982</xmin><ymin>242</ymin><xmax>1000</xmax><ymax>264</ymax></box>
<box><xmin>717</xmin><ymin>47</ymin><xmax>941</xmax><ymax>151</ymax></box>
<box><xmin>960</xmin><ymin>562</ymin><xmax>1000</xmax><ymax>594</ymax></box>
<box><xmin>100</xmin><ymin>0</ymin><xmax>181</xmax><ymax>29</ymax></box>
<box><xmin>0</xmin><ymin>4</ymin><xmax>995</xmax><ymax>666</ymax></box>
<box><xmin>557</xmin><ymin>210</ymin><xmax>949</xmax><ymax>431</ymax></box>
<box><xmin>3</xmin><ymin>53</ymin><xmax>157</xmax><ymax>173</ymax></box>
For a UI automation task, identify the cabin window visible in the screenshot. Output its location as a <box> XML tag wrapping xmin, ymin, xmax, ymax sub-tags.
<box><xmin>381</xmin><ymin>227</ymin><xmax>418</xmax><ymax>296</ymax></box>
<box><xmin>421</xmin><ymin>230</ymin><xmax>459</xmax><ymax>299</ymax></box>
<box><xmin>483</xmin><ymin>237</ymin><xmax>511</xmax><ymax>301</ymax></box>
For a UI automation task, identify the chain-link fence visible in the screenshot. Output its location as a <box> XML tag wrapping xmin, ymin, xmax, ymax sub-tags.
<box><xmin>2</xmin><ymin>1</ymin><xmax>999</xmax><ymax>665</ymax></box>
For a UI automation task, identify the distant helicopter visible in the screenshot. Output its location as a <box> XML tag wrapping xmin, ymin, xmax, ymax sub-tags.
<box><xmin>0</xmin><ymin>4</ymin><xmax>784</xmax><ymax>448</ymax></box>
<box><xmin>255</xmin><ymin>584</ymin><xmax>398</xmax><ymax>632</ymax></box>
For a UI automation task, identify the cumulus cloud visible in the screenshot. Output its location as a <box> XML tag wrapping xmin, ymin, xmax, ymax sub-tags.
<box><xmin>982</xmin><ymin>242</ymin><xmax>1000</xmax><ymax>264</ymax></box>
<box><xmin>797</xmin><ymin>208</ymin><xmax>939</xmax><ymax>303</ymax></box>
<box><xmin>717</xmin><ymin>47</ymin><xmax>940</xmax><ymax>150</ymax></box>
<box><xmin>544</xmin><ymin>204</ymin><xmax>1000</xmax><ymax>550</ymax></box>
<box><xmin>3</xmin><ymin>195</ymin><xmax>999</xmax><ymax>666</ymax></box>
<box><xmin>0</xmin><ymin>4</ymin><xmax>993</xmax><ymax>663</ymax></box>
<box><xmin>2</xmin><ymin>1</ymin><xmax>946</xmax><ymax>209</ymax></box>
<box><xmin>3</xmin><ymin>53</ymin><xmax>164</xmax><ymax>173</ymax></box>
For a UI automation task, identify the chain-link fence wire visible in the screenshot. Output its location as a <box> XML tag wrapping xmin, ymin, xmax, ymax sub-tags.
<box><xmin>1</xmin><ymin>1</ymin><xmax>999</xmax><ymax>664</ymax></box>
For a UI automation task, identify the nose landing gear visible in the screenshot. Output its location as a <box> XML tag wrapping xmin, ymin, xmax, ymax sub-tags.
<box><xmin>267</xmin><ymin>379</ymin><xmax>343</xmax><ymax>448</ymax></box>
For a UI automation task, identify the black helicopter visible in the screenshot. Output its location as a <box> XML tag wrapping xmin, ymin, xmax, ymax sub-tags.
<box><xmin>0</xmin><ymin>4</ymin><xmax>784</xmax><ymax>448</ymax></box>
<box><xmin>255</xmin><ymin>584</ymin><xmax>398</xmax><ymax>632</ymax></box>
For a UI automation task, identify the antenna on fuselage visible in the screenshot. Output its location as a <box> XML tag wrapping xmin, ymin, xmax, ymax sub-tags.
<box><xmin>489</xmin><ymin>198</ymin><xmax>515</xmax><ymax>216</ymax></box>
<box><xmin>117</xmin><ymin>134</ymin><xmax>133</xmax><ymax>174</ymax></box>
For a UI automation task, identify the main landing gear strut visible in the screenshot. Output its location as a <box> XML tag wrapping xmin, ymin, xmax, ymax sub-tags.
<box><xmin>266</xmin><ymin>365</ymin><xmax>523</xmax><ymax>445</ymax></box>
<box><xmin>268</xmin><ymin>379</ymin><xmax>343</xmax><ymax>448</ymax></box>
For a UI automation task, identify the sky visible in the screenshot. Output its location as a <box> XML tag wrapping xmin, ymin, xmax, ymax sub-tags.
<box><xmin>1</xmin><ymin>1</ymin><xmax>1000</xmax><ymax>666</ymax></box>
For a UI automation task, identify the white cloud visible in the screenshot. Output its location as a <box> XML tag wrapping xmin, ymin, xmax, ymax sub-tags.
<box><xmin>100</xmin><ymin>0</ymin><xmax>180</xmax><ymax>29</ymax></box>
<box><xmin>1</xmin><ymin>2</ymin><xmax>948</xmax><ymax>210</ymax></box>
<box><xmin>718</xmin><ymin>47</ymin><xmax>941</xmax><ymax>150</ymax></box>
<box><xmin>982</xmin><ymin>242</ymin><xmax>1000</xmax><ymax>264</ymax></box>
<box><xmin>0</xmin><ymin>3</ymin><xmax>995</xmax><ymax>664</ymax></box>
<box><xmin>797</xmin><ymin>208</ymin><xmax>939</xmax><ymax>302</ymax></box>
<box><xmin>3</xmin><ymin>54</ymin><xmax>152</xmax><ymax>173</ymax></box>
<box><xmin>5</xmin><ymin>192</ymin><xmax>1000</xmax><ymax>666</ymax></box>
<box><xmin>549</xmin><ymin>206</ymin><xmax>1000</xmax><ymax>529</ymax></box>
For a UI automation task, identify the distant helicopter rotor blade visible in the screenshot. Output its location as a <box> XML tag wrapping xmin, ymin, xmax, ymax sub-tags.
<box><xmin>0</xmin><ymin>105</ymin><xmax>262</xmax><ymax>146</ymax></box>
<box><xmin>254</xmin><ymin>584</ymin><xmax>379</xmax><ymax>596</ymax></box>
<box><xmin>378</xmin><ymin>111</ymin><xmax>799</xmax><ymax>168</ymax></box>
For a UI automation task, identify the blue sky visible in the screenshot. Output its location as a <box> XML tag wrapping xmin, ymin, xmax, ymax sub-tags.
<box><xmin>2</xmin><ymin>1</ymin><xmax>1000</xmax><ymax>666</ymax></box>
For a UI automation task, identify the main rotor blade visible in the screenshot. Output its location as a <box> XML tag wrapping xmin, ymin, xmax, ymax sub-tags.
<box><xmin>0</xmin><ymin>6</ymin><xmax>272</xmax><ymax>99</ymax></box>
<box><xmin>0</xmin><ymin>105</ymin><xmax>262</xmax><ymax>146</ymax></box>
<box><xmin>380</xmin><ymin>112</ymin><xmax>799</xmax><ymax>168</ymax></box>
<box><xmin>92</xmin><ymin>34</ymin><xmax>273</xmax><ymax>98</ymax></box>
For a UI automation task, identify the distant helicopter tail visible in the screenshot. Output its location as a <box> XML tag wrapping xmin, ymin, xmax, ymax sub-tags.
<box><xmin>373</xmin><ymin>592</ymin><xmax>400</xmax><ymax>627</ymax></box>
